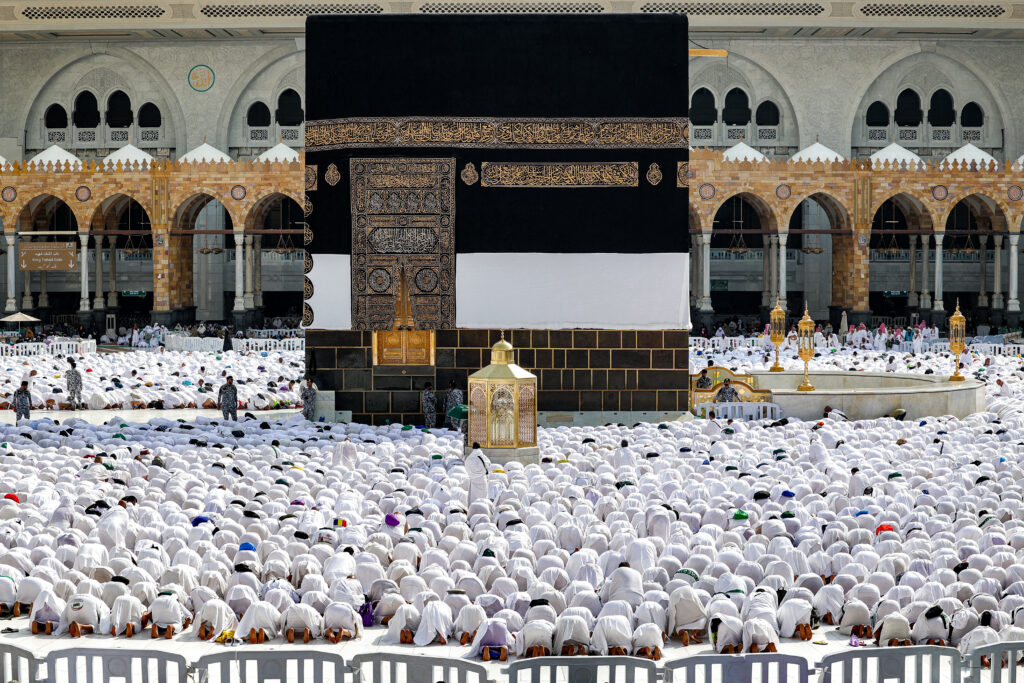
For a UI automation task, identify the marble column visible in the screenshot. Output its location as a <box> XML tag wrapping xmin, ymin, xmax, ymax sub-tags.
<box><xmin>761</xmin><ymin>237</ymin><xmax>771</xmax><ymax>307</ymax></box>
<box><xmin>699</xmin><ymin>233</ymin><xmax>713</xmax><ymax>311</ymax></box>
<box><xmin>769</xmin><ymin>235</ymin><xmax>779</xmax><ymax>303</ymax></box>
<box><xmin>978</xmin><ymin>234</ymin><xmax>989</xmax><ymax>307</ymax></box>
<box><xmin>993</xmin><ymin>236</ymin><xmax>1004</xmax><ymax>310</ymax></box>
<box><xmin>93</xmin><ymin>236</ymin><xmax>105</xmax><ymax>311</ymax></box>
<box><xmin>778</xmin><ymin>232</ymin><xmax>788</xmax><ymax>308</ymax></box>
<box><xmin>38</xmin><ymin>272</ymin><xmax>48</xmax><ymax>308</ymax></box>
<box><xmin>920</xmin><ymin>235</ymin><xmax>931</xmax><ymax>309</ymax></box>
<box><xmin>254</xmin><ymin>236</ymin><xmax>263</xmax><ymax>308</ymax></box>
<box><xmin>5</xmin><ymin>236</ymin><xmax>15</xmax><ymax>312</ymax></box>
<box><xmin>106</xmin><ymin>240</ymin><xmax>117</xmax><ymax>308</ymax></box>
<box><xmin>243</xmin><ymin>235</ymin><xmax>255</xmax><ymax>310</ymax></box>
<box><xmin>1008</xmin><ymin>234</ymin><xmax>1020</xmax><ymax>312</ymax></box>
<box><xmin>233</xmin><ymin>238</ymin><xmax>244</xmax><ymax>312</ymax></box>
<box><xmin>21</xmin><ymin>266</ymin><xmax>31</xmax><ymax>310</ymax></box>
<box><xmin>933</xmin><ymin>233</ymin><xmax>944</xmax><ymax>311</ymax></box>
<box><xmin>690</xmin><ymin>234</ymin><xmax>699</xmax><ymax>306</ymax></box>
<box><xmin>79</xmin><ymin>233</ymin><xmax>90</xmax><ymax>312</ymax></box>
<box><xmin>908</xmin><ymin>235</ymin><xmax>919</xmax><ymax>307</ymax></box>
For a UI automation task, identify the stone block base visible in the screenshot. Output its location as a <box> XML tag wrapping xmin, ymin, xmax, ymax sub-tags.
<box><xmin>465</xmin><ymin>445</ymin><xmax>540</xmax><ymax>466</ymax></box>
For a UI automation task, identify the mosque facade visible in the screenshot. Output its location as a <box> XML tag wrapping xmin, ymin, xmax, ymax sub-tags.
<box><xmin>0</xmin><ymin>1</ymin><xmax>1023</xmax><ymax>336</ymax></box>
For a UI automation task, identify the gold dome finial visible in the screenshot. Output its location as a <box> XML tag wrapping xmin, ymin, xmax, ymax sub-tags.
<box><xmin>491</xmin><ymin>331</ymin><xmax>514</xmax><ymax>363</ymax></box>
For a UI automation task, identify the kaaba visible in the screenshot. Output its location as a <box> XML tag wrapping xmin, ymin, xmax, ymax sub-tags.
<box><xmin>303</xmin><ymin>13</ymin><xmax>690</xmax><ymax>426</ymax></box>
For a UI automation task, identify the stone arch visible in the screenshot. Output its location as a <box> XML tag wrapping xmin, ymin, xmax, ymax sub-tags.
<box><xmin>13</xmin><ymin>192</ymin><xmax>80</xmax><ymax>231</ymax></box>
<box><xmin>22</xmin><ymin>48</ymin><xmax>185</xmax><ymax>156</ymax></box>
<box><xmin>90</xmin><ymin>191</ymin><xmax>156</xmax><ymax>228</ymax></box>
<box><xmin>709</xmin><ymin>191</ymin><xmax>779</xmax><ymax>235</ymax></box>
<box><xmin>242</xmin><ymin>190</ymin><xmax>306</xmax><ymax>233</ymax></box>
<box><xmin>940</xmin><ymin>191</ymin><xmax>1013</xmax><ymax>229</ymax></box>
<box><xmin>171</xmin><ymin>187</ymin><xmax>241</xmax><ymax>228</ymax></box>
<box><xmin>782</xmin><ymin>190</ymin><xmax>853</xmax><ymax>232</ymax></box>
<box><xmin>870</xmin><ymin>191</ymin><xmax>936</xmax><ymax>231</ymax></box>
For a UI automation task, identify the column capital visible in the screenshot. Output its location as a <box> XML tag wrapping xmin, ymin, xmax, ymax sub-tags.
<box><xmin>934</xmin><ymin>233</ymin><xmax>944</xmax><ymax>246</ymax></box>
<box><xmin>1011</xmin><ymin>233</ymin><xmax>1020</xmax><ymax>247</ymax></box>
<box><xmin>4</xmin><ymin>235</ymin><xmax>12</xmax><ymax>247</ymax></box>
<box><xmin>78</xmin><ymin>232</ymin><xmax>89</xmax><ymax>246</ymax></box>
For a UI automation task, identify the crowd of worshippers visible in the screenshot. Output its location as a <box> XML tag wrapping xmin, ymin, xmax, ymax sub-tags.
<box><xmin>1</xmin><ymin>398</ymin><xmax>1024</xmax><ymax>663</ymax></box>
<box><xmin>0</xmin><ymin>349</ymin><xmax>306</xmax><ymax>414</ymax></box>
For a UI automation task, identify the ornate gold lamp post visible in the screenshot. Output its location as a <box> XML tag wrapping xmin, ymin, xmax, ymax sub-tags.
<box><xmin>948</xmin><ymin>299</ymin><xmax>966</xmax><ymax>382</ymax></box>
<box><xmin>797</xmin><ymin>303</ymin><xmax>815</xmax><ymax>391</ymax></box>
<box><xmin>769</xmin><ymin>299</ymin><xmax>785</xmax><ymax>372</ymax></box>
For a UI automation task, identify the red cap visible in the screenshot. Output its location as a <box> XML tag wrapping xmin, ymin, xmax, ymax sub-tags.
<box><xmin>875</xmin><ymin>524</ymin><xmax>894</xmax><ymax>535</ymax></box>
<box><xmin>4</xmin><ymin>493</ymin><xmax>19</xmax><ymax>503</ymax></box>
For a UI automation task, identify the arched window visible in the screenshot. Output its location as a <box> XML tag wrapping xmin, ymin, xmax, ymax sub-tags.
<box><xmin>961</xmin><ymin>102</ymin><xmax>984</xmax><ymax>128</ymax></box>
<box><xmin>866</xmin><ymin>101</ymin><xmax>889</xmax><ymax>127</ymax></box>
<box><xmin>72</xmin><ymin>91</ymin><xmax>100</xmax><ymax>129</ymax></box>
<box><xmin>755</xmin><ymin>100</ymin><xmax>779</xmax><ymax>126</ymax></box>
<box><xmin>105</xmin><ymin>90</ymin><xmax>133</xmax><ymax>128</ymax></box>
<box><xmin>247</xmin><ymin>101</ymin><xmax>271</xmax><ymax>127</ymax></box>
<box><xmin>44</xmin><ymin>104</ymin><xmax>68</xmax><ymax>128</ymax></box>
<box><xmin>689</xmin><ymin>88</ymin><xmax>717</xmax><ymax>125</ymax></box>
<box><xmin>722</xmin><ymin>88</ymin><xmax>751</xmax><ymax>126</ymax></box>
<box><xmin>894</xmin><ymin>89</ymin><xmax>922</xmax><ymax>127</ymax></box>
<box><xmin>927</xmin><ymin>89</ymin><xmax>955</xmax><ymax>127</ymax></box>
<box><xmin>138</xmin><ymin>103</ymin><xmax>162</xmax><ymax>128</ymax></box>
<box><xmin>275</xmin><ymin>89</ymin><xmax>304</xmax><ymax>126</ymax></box>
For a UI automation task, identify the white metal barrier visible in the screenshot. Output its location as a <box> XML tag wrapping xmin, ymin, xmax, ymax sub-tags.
<box><xmin>508</xmin><ymin>656</ymin><xmax>657</xmax><ymax>683</ymax></box>
<box><xmin>963</xmin><ymin>640</ymin><xmax>1024</xmax><ymax>683</ymax></box>
<box><xmin>0</xmin><ymin>340</ymin><xmax>96</xmax><ymax>357</ymax></box>
<box><xmin>818</xmin><ymin>645</ymin><xmax>961</xmax><ymax>683</ymax></box>
<box><xmin>193</xmin><ymin>650</ymin><xmax>352</xmax><ymax>683</ymax></box>
<box><xmin>352</xmin><ymin>653</ymin><xmax>493</xmax><ymax>683</ymax></box>
<box><xmin>0</xmin><ymin>644</ymin><xmax>44</xmax><ymax>683</ymax></box>
<box><xmin>231</xmin><ymin>337</ymin><xmax>306</xmax><ymax>353</ymax></box>
<box><xmin>164</xmin><ymin>334</ymin><xmax>225</xmax><ymax>352</ymax></box>
<box><xmin>666</xmin><ymin>653</ymin><xmax>810</xmax><ymax>683</ymax></box>
<box><xmin>47</xmin><ymin>648</ymin><xmax>188</xmax><ymax>683</ymax></box>
<box><xmin>246</xmin><ymin>328</ymin><xmax>304</xmax><ymax>338</ymax></box>
<box><xmin>697</xmin><ymin>401</ymin><xmax>782</xmax><ymax>421</ymax></box>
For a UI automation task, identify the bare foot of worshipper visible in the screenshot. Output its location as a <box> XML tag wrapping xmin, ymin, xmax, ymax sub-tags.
<box><xmin>400</xmin><ymin>628</ymin><xmax>414</xmax><ymax>644</ymax></box>
<box><xmin>165</xmin><ymin>625</ymin><xmax>175</xmax><ymax>639</ymax></box>
<box><xmin>198</xmin><ymin>624</ymin><xmax>209</xmax><ymax>641</ymax></box>
<box><xmin>249</xmin><ymin>628</ymin><xmax>259</xmax><ymax>644</ymax></box>
<box><xmin>765</xmin><ymin>643</ymin><xmax>778</xmax><ymax>653</ymax></box>
<box><xmin>798</xmin><ymin>624</ymin><xmax>813</xmax><ymax>640</ymax></box>
<box><xmin>460</xmin><ymin>632</ymin><xmax>471</xmax><ymax>645</ymax></box>
<box><xmin>45</xmin><ymin>621</ymin><xmax>53</xmax><ymax>636</ymax></box>
<box><xmin>609</xmin><ymin>647</ymin><xmax>628</xmax><ymax>656</ymax></box>
<box><xmin>126</xmin><ymin>623</ymin><xmax>134</xmax><ymax>638</ymax></box>
<box><xmin>304</xmin><ymin>628</ymin><xmax>311</xmax><ymax>644</ymax></box>
<box><xmin>380</xmin><ymin>615</ymin><xmax>392</xmax><ymax>626</ymax></box>
<box><xmin>927</xmin><ymin>638</ymin><xmax>946</xmax><ymax>646</ymax></box>
<box><xmin>324</xmin><ymin>628</ymin><xmax>336</xmax><ymax>643</ymax></box>
<box><xmin>749</xmin><ymin>643</ymin><xmax>759</xmax><ymax>654</ymax></box>
<box><xmin>824</xmin><ymin>613</ymin><xmax>834</xmax><ymax>626</ymax></box>
<box><xmin>151</xmin><ymin>624</ymin><xmax>160</xmax><ymax>638</ymax></box>
<box><xmin>69</xmin><ymin>621</ymin><xmax>81</xmax><ymax>638</ymax></box>
<box><xmin>287</xmin><ymin>628</ymin><xmax>295</xmax><ymax>643</ymax></box>
<box><xmin>499</xmin><ymin>647</ymin><xmax>508</xmax><ymax>662</ymax></box>
<box><xmin>341</xmin><ymin>629</ymin><xmax>352</xmax><ymax>641</ymax></box>
<box><xmin>482</xmin><ymin>646</ymin><xmax>491</xmax><ymax>661</ymax></box>
<box><xmin>653</xmin><ymin>647</ymin><xmax>663</xmax><ymax>661</ymax></box>
<box><xmin>981</xmin><ymin>656</ymin><xmax>992</xmax><ymax>669</ymax></box>
<box><xmin>690</xmin><ymin>629</ymin><xmax>703</xmax><ymax>643</ymax></box>
<box><xmin>141</xmin><ymin>613</ymin><xmax>151</xmax><ymax>628</ymax></box>
<box><xmin>12</xmin><ymin>602</ymin><xmax>21</xmax><ymax>617</ymax></box>
<box><xmin>720</xmin><ymin>644</ymin><xmax>736</xmax><ymax>654</ymax></box>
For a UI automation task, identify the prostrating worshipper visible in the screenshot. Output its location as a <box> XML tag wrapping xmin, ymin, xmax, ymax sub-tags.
<box><xmin>468</xmin><ymin>618</ymin><xmax>512</xmax><ymax>661</ymax></box>
<box><xmin>281</xmin><ymin>602</ymin><xmax>325</xmax><ymax>643</ymax></box>
<box><xmin>29</xmin><ymin>589</ymin><xmax>65</xmax><ymax>635</ymax></box>
<box><xmin>714</xmin><ymin>378</ymin><xmax>739</xmax><ymax>403</ymax></box>
<box><xmin>218</xmin><ymin>376</ymin><xmax>238</xmax><ymax>421</ymax></box>
<box><xmin>875</xmin><ymin>612</ymin><xmax>913</xmax><ymax>647</ymax></box>
<box><xmin>109</xmin><ymin>594</ymin><xmax>148</xmax><ymax>638</ymax></box>
<box><xmin>65</xmin><ymin>593</ymin><xmax>111</xmax><ymax>637</ymax></box>
<box><xmin>413</xmin><ymin>600</ymin><xmax>453</xmax><ymax>646</ymax></box>
<box><xmin>324</xmin><ymin>602</ymin><xmax>362</xmax><ymax>643</ymax></box>
<box><xmin>667</xmin><ymin>585</ymin><xmax>706</xmax><ymax>645</ymax></box>
<box><xmin>300</xmin><ymin>379</ymin><xmax>317</xmax><ymax>421</ymax></box>
<box><xmin>444</xmin><ymin>379</ymin><xmax>464</xmax><ymax>430</ymax></box>
<box><xmin>236</xmin><ymin>600</ymin><xmax>282</xmax><ymax>644</ymax></box>
<box><xmin>823</xmin><ymin>405</ymin><xmax>849</xmax><ymax>421</ymax></box>
<box><xmin>196</xmin><ymin>599</ymin><xmax>238</xmax><ymax>641</ymax></box>
<box><xmin>517</xmin><ymin>618</ymin><xmax>555</xmax><ymax>658</ymax></box>
<box><xmin>149</xmin><ymin>593</ymin><xmax>192</xmax><ymax>639</ymax></box>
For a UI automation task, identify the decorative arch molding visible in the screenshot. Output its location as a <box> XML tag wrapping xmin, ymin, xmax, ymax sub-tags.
<box><xmin>243</xmin><ymin>190</ymin><xmax>306</xmax><ymax>232</ymax></box>
<box><xmin>781</xmin><ymin>190</ymin><xmax>854</xmax><ymax>231</ymax></box>
<box><xmin>221</xmin><ymin>48</ymin><xmax>305</xmax><ymax>151</ymax></box>
<box><xmin>689</xmin><ymin>51</ymin><xmax>799</xmax><ymax>152</ymax></box>
<box><xmin>22</xmin><ymin>47</ymin><xmax>185</xmax><ymax>157</ymax></box>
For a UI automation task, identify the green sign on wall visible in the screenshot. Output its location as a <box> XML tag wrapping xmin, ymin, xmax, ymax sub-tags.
<box><xmin>188</xmin><ymin>65</ymin><xmax>215</xmax><ymax>92</ymax></box>
<box><xmin>121</xmin><ymin>290</ymin><xmax>147</xmax><ymax>298</ymax></box>
<box><xmin>711</xmin><ymin>279</ymin><xmax>728</xmax><ymax>292</ymax></box>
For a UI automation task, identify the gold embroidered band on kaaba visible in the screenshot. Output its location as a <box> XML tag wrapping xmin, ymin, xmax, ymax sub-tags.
<box><xmin>480</xmin><ymin>162</ymin><xmax>638</xmax><ymax>188</ymax></box>
<box><xmin>305</xmin><ymin>117</ymin><xmax>689</xmax><ymax>150</ymax></box>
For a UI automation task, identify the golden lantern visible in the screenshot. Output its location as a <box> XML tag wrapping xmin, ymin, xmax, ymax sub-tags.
<box><xmin>466</xmin><ymin>332</ymin><xmax>539</xmax><ymax>462</ymax></box>
<box><xmin>797</xmin><ymin>303</ymin><xmax>815</xmax><ymax>391</ymax></box>
<box><xmin>769</xmin><ymin>298</ymin><xmax>785</xmax><ymax>372</ymax></box>
<box><xmin>948</xmin><ymin>299</ymin><xmax>966</xmax><ymax>382</ymax></box>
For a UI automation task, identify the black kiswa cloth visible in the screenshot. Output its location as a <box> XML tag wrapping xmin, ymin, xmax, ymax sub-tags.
<box><xmin>304</xmin><ymin>14</ymin><xmax>689</xmax><ymax>258</ymax></box>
